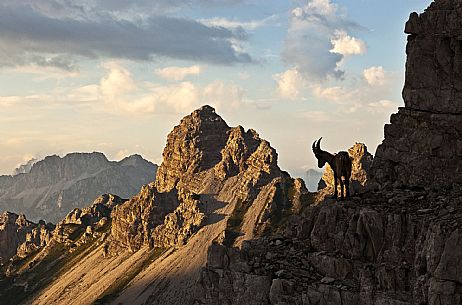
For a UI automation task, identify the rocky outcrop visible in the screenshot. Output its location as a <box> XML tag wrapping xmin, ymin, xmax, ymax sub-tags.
<box><xmin>53</xmin><ymin>193</ymin><xmax>125</xmax><ymax>245</ymax></box>
<box><xmin>317</xmin><ymin>143</ymin><xmax>373</xmax><ymax>200</ymax></box>
<box><xmin>0</xmin><ymin>212</ymin><xmax>53</xmax><ymax>263</ymax></box>
<box><xmin>371</xmin><ymin>1</ymin><xmax>462</xmax><ymax>190</ymax></box>
<box><xmin>200</xmin><ymin>186</ymin><xmax>462</xmax><ymax>305</ymax></box>
<box><xmin>0</xmin><ymin>152</ymin><xmax>157</xmax><ymax>223</ymax></box>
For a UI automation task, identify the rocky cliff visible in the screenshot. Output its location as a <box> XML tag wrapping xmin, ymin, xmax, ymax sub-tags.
<box><xmin>371</xmin><ymin>0</ymin><xmax>462</xmax><ymax>190</ymax></box>
<box><xmin>0</xmin><ymin>153</ymin><xmax>157</xmax><ymax>223</ymax></box>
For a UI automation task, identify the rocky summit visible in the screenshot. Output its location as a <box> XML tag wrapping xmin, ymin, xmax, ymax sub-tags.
<box><xmin>0</xmin><ymin>1</ymin><xmax>461</xmax><ymax>305</ymax></box>
<box><xmin>0</xmin><ymin>152</ymin><xmax>157</xmax><ymax>223</ymax></box>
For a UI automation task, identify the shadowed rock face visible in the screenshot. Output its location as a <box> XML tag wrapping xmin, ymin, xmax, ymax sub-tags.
<box><xmin>371</xmin><ymin>0</ymin><xmax>462</xmax><ymax>190</ymax></box>
<box><xmin>0</xmin><ymin>153</ymin><xmax>157</xmax><ymax>223</ymax></box>
<box><xmin>201</xmin><ymin>188</ymin><xmax>462</xmax><ymax>305</ymax></box>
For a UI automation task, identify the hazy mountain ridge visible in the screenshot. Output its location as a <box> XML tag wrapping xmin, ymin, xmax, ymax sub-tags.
<box><xmin>304</xmin><ymin>169</ymin><xmax>322</xmax><ymax>192</ymax></box>
<box><xmin>0</xmin><ymin>152</ymin><xmax>157</xmax><ymax>223</ymax></box>
<box><xmin>12</xmin><ymin>158</ymin><xmax>38</xmax><ymax>175</ymax></box>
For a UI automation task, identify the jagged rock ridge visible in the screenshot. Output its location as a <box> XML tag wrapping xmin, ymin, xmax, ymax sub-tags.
<box><xmin>0</xmin><ymin>194</ymin><xmax>125</xmax><ymax>304</ymax></box>
<box><xmin>0</xmin><ymin>152</ymin><xmax>157</xmax><ymax>223</ymax></box>
<box><xmin>0</xmin><ymin>212</ymin><xmax>53</xmax><ymax>264</ymax></box>
<box><xmin>110</xmin><ymin>106</ymin><xmax>296</xmax><ymax>254</ymax></box>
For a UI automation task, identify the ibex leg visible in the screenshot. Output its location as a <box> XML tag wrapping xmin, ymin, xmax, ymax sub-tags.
<box><xmin>339</xmin><ymin>178</ymin><xmax>345</xmax><ymax>200</ymax></box>
<box><xmin>334</xmin><ymin>173</ymin><xmax>338</xmax><ymax>199</ymax></box>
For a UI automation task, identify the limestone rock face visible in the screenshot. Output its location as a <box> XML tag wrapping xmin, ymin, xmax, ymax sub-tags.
<box><xmin>0</xmin><ymin>152</ymin><xmax>157</xmax><ymax>223</ymax></box>
<box><xmin>371</xmin><ymin>1</ymin><xmax>462</xmax><ymax>190</ymax></box>
<box><xmin>317</xmin><ymin>143</ymin><xmax>373</xmax><ymax>199</ymax></box>
<box><xmin>111</xmin><ymin>184</ymin><xmax>185</xmax><ymax>251</ymax></box>
<box><xmin>53</xmin><ymin>193</ymin><xmax>125</xmax><ymax>244</ymax></box>
<box><xmin>155</xmin><ymin>105</ymin><xmax>231</xmax><ymax>193</ymax></box>
<box><xmin>0</xmin><ymin>212</ymin><xmax>53</xmax><ymax>262</ymax></box>
<box><xmin>110</xmin><ymin>105</ymin><xmax>291</xmax><ymax>255</ymax></box>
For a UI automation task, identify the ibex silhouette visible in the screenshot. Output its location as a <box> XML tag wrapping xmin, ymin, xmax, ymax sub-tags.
<box><xmin>312</xmin><ymin>138</ymin><xmax>352</xmax><ymax>200</ymax></box>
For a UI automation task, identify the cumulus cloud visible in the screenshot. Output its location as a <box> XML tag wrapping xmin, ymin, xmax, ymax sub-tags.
<box><xmin>274</xmin><ymin>68</ymin><xmax>306</xmax><ymax>100</ymax></box>
<box><xmin>0</xmin><ymin>2</ymin><xmax>252</xmax><ymax>70</ymax></box>
<box><xmin>282</xmin><ymin>0</ymin><xmax>365</xmax><ymax>81</ymax></box>
<box><xmin>71</xmin><ymin>62</ymin><xmax>245</xmax><ymax>115</ymax></box>
<box><xmin>312</xmin><ymin>85</ymin><xmax>357</xmax><ymax>103</ymax></box>
<box><xmin>100</xmin><ymin>62</ymin><xmax>137</xmax><ymax>98</ymax></box>
<box><xmin>155</xmin><ymin>65</ymin><xmax>203</xmax><ymax>81</ymax></box>
<box><xmin>330</xmin><ymin>30</ymin><xmax>367</xmax><ymax>56</ymax></box>
<box><xmin>363</xmin><ymin>66</ymin><xmax>387</xmax><ymax>85</ymax></box>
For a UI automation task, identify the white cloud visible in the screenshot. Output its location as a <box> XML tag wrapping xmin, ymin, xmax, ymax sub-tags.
<box><xmin>330</xmin><ymin>30</ymin><xmax>367</xmax><ymax>56</ymax></box>
<box><xmin>68</xmin><ymin>62</ymin><xmax>245</xmax><ymax>116</ymax></box>
<box><xmin>363</xmin><ymin>66</ymin><xmax>387</xmax><ymax>85</ymax></box>
<box><xmin>203</xmin><ymin>80</ymin><xmax>244</xmax><ymax>110</ymax></box>
<box><xmin>274</xmin><ymin>68</ymin><xmax>305</xmax><ymax>100</ymax></box>
<box><xmin>312</xmin><ymin>85</ymin><xmax>357</xmax><ymax>103</ymax></box>
<box><xmin>282</xmin><ymin>0</ymin><xmax>365</xmax><ymax>81</ymax></box>
<box><xmin>200</xmin><ymin>15</ymin><xmax>278</xmax><ymax>30</ymax></box>
<box><xmin>99</xmin><ymin>62</ymin><xmax>137</xmax><ymax>98</ymax></box>
<box><xmin>155</xmin><ymin>65</ymin><xmax>203</xmax><ymax>81</ymax></box>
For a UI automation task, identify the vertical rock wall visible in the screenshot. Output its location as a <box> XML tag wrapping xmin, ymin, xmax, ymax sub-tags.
<box><xmin>371</xmin><ymin>1</ymin><xmax>462</xmax><ymax>190</ymax></box>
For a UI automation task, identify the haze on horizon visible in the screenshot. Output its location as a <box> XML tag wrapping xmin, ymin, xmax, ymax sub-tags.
<box><xmin>0</xmin><ymin>0</ymin><xmax>429</xmax><ymax>178</ymax></box>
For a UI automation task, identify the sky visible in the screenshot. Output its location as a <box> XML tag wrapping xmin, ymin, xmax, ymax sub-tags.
<box><xmin>0</xmin><ymin>0</ymin><xmax>430</xmax><ymax>178</ymax></box>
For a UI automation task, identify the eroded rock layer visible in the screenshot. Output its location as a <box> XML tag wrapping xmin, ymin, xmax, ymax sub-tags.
<box><xmin>371</xmin><ymin>1</ymin><xmax>462</xmax><ymax>189</ymax></box>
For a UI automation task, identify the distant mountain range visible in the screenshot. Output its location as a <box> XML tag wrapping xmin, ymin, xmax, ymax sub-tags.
<box><xmin>0</xmin><ymin>152</ymin><xmax>157</xmax><ymax>223</ymax></box>
<box><xmin>304</xmin><ymin>168</ymin><xmax>323</xmax><ymax>192</ymax></box>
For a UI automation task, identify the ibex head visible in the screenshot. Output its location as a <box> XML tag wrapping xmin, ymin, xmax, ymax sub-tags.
<box><xmin>312</xmin><ymin>137</ymin><xmax>327</xmax><ymax>168</ymax></box>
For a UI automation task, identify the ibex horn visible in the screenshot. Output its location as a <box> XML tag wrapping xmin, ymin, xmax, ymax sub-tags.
<box><xmin>312</xmin><ymin>140</ymin><xmax>317</xmax><ymax>152</ymax></box>
<box><xmin>316</xmin><ymin>137</ymin><xmax>322</xmax><ymax>150</ymax></box>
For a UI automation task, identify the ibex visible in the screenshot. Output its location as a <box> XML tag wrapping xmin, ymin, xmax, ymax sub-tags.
<box><xmin>312</xmin><ymin>137</ymin><xmax>352</xmax><ymax>200</ymax></box>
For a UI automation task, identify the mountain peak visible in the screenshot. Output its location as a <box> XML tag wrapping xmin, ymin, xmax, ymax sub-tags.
<box><xmin>155</xmin><ymin>105</ymin><xmax>231</xmax><ymax>192</ymax></box>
